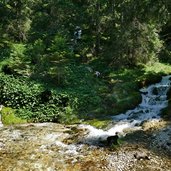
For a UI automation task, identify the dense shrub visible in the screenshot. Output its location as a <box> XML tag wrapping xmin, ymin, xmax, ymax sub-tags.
<box><xmin>0</xmin><ymin>74</ymin><xmax>42</xmax><ymax>108</ymax></box>
<box><xmin>0</xmin><ymin>74</ymin><xmax>76</xmax><ymax>122</ymax></box>
<box><xmin>0</xmin><ymin>68</ymin><xmax>104</xmax><ymax>122</ymax></box>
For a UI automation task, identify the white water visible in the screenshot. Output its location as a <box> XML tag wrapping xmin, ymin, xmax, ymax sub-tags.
<box><xmin>80</xmin><ymin>75</ymin><xmax>171</xmax><ymax>145</ymax></box>
<box><xmin>0</xmin><ymin>76</ymin><xmax>171</xmax><ymax>148</ymax></box>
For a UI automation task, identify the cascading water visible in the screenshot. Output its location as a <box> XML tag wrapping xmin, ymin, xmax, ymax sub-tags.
<box><xmin>80</xmin><ymin>75</ymin><xmax>171</xmax><ymax>145</ymax></box>
<box><xmin>0</xmin><ymin>77</ymin><xmax>171</xmax><ymax>171</ymax></box>
<box><xmin>0</xmin><ymin>75</ymin><xmax>170</xmax><ymax>147</ymax></box>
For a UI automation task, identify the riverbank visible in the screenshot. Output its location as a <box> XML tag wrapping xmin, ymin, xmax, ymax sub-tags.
<box><xmin>1</xmin><ymin>62</ymin><xmax>171</xmax><ymax>127</ymax></box>
<box><xmin>84</xmin><ymin>62</ymin><xmax>171</xmax><ymax>127</ymax></box>
<box><xmin>0</xmin><ymin>120</ymin><xmax>170</xmax><ymax>171</ymax></box>
<box><xmin>1</xmin><ymin>73</ymin><xmax>171</xmax><ymax>170</ymax></box>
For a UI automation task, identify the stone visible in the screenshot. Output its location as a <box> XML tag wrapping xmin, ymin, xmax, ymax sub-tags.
<box><xmin>166</xmin><ymin>142</ymin><xmax>171</xmax><ymax>146</ymax></box>
<box><xmin>106</xmin><ymin>134</ymin><xmax>119</xmax><ymax>146</ymax></box>
<box><xmin>134</xmin><ymin>151</ymin><xmax>150</xmax><ymax>160</ymax></box>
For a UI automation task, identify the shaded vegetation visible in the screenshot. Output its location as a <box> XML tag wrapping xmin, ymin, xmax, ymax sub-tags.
<box><xmin>0</xmin><ymin>0</ymin><xmax>171</xmax><ymax>125</ymax></box>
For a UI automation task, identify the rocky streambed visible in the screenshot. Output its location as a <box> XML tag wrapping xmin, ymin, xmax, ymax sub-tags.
<box><xmin>1</xmin><ymin>75</ymin><xmax>171</xmax><ymax>171</ymax></box>
<box><xmin>0</xmin><ymin>120</ymin><xmax>171</xmax><ymax>171</ymax></box>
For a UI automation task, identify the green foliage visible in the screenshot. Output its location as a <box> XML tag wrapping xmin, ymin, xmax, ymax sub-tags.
<box><xmin>0</xmin><ymin>74</ymin><xmax>79</xmax><ymax>122</ymax></box>
<box><xmin>0</xmin><ymin>0</ymin><xmax>171</xmax><ymax>125</ymax></box>
<box><xmin>0</xmin><ymin>68</ymin><xmax>104</xmax><ymax>123</ymax></box>
<box><xmin>28</xmin><ymin>39</ymin><xmax>46</xmax><ymax>59</ymax></box>
<box><xmin>0</xmin><ymin>0</ymin><xmax>32</xmax><ymax>41</ymax></box>
<box><xmin>60</xmin><ymin>64</ymin><xmax>104</xmax><ymax>114</ymax></box>
<box><xmin>0</xmin><ymin>40</ymin><xmax>11</xmax><ymax>60</ymax></box>
<box><xmin>0</xmin><ymin>42</ymin><xmax>31</xmax><ymax>77</ymax></box>
<box><xmin>9</xmin><ymin>43</ymin><xmax>27</xmax><ymax>72</ymax></box>
<box><xmin>10</xmin><ymin>43</ymin><xmax>26</xmax><ymax>59</ymax></box>
<box><xmin>110</xmin><ymin>138</ymin><xmax>124</xmax><ymax>151</ymax></box>
<box><xmin>1</xmin><ymin>107</ymin><xmax>27</xmax><ymax>125</ymax></box>
<box><xmin>50</xmin><ymin>35</ymin><xmax>67</xmax><ymax>52</ymax></box>
<box><xmin>0</xmin><ymin>74</ymin><xmax>42</xmax><ymax>108</ymax></box>
<box><xmin>159</xmin><ymin>47</ymin><xmax>171</xmax><ymax>64</ymax></box>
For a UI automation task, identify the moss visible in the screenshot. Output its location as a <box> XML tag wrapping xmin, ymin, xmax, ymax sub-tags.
<box><xmin>137</xmin><ymin>73</ymin><xmax>162</xmax><ymax>88</ymax></box>
<box><xmin>114</xmin><ymin>93</ymin><xmax>142</xmax><ymax>114</ymax></box>
<box><xmin>84</xmin><ymin>119</ymin><xmax>110</xmax><ymax>129</ymax></box>
<box><xmin>1</xmin><ymin>107</ymin><xmax>27</xmax><ymax>125</ymax></box>
<box><xmin>105</xmin><ymin>81</ymin><xmax>142</xmax><ymax>115</ymax></box>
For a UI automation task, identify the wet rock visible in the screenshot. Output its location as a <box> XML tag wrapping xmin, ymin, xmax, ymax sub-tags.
<box><xmin>134</xmin><ymin>123</ymin><xmax>140</xmax><ymax>127</ymax></box>
<box><xmin>152</xmin><ymin>87</ymin><xmax>158</xmax><ymax>95</ymax></box>
<box><xmin>134</xmin><ymin>151</ymin><xmax>150</xmax><ymax>160</ymax></box>
<box><xmin>0</xmin><ymin>142</ymin><xmax>5</xmax><ymax>149</ymax></box>
<box><xmin>141</xmin><ymin>119</ymin><xmax>167</xmax><ymax>131</ymax></box>
<box><xmin>106</xmin><ymin>134</ymin><xmax>119</xmax><ymax>146</ymax></box>
<box><xmin>142</xmin><ymin>91</ymin><xmax>148</xmax><ymax>95</ymax></box>
<box><xmin>140</xmin><ymin>120</ymin><xmax>147</xmax><ymax>126</ymax></box>
<box><xmin>166</xmin><ymin>142</ymin><xmax>171</xmax><ymax>146</ymax></box>
<box><xmin>0</xmin><ymin>122</ymin><xmax>171</xmax><ymax>170</ymax></box>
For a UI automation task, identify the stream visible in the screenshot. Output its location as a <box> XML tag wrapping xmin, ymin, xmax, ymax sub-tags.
<box><xmin>80</xmin><ymin>75</ymin><xmax>171</xmax><ymax>145</ymax></box>
<box><xmin>0</xmin><ymin>75</ymin><xmax>171</xmax><ymax>171</ymax></box>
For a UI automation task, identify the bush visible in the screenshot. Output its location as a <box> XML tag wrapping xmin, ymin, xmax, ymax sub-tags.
<box><xmin>0</xmin><ymin>74</ymin><xmax>42</xmax><ymax>108</ymax></box>
<box><xmin>0</xmin><ymin>73</ymin><xmax>77</xmax><ymax>122</ymax></box>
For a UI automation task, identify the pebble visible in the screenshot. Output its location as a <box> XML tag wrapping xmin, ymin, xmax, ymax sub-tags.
<box><xmin>0</xmin><ymin>121</ymin><xmax>170</xmax><ymax>170</ymax></box>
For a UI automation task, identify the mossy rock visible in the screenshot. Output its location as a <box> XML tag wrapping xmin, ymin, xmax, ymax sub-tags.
<box><xmin>1</xmin><ymin>107</ymin><xmax>27</xmax><ymax>125</ymax></box>
<box><xmin>161</xmin><ymin>101</ymin><xmax>171</xmax><ymax>120</ymax></box>
<box><xmin>84</xmin><ymin>119</ymin><xmax>110</xmax><ymax>129</ymax></box>
<box><xmin>137</xmin><ymin>74</ymin><xmax>162</xmax><ymax>88</ymax></box>
<box><xmin>114</xmin><ymin>93</ymin><xmax>142</xmax><ymax>114</ymax></box>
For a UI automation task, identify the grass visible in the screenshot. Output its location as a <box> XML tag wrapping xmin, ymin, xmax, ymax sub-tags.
<box><xmin>1</xmin><ymin>107</ymin><xmax>27</xmax><ymax>125</ymax></box>
<box><xmin>144</xmin><ymin>62</ymin><xmax>171</xmax><ymax>74</ymax></box>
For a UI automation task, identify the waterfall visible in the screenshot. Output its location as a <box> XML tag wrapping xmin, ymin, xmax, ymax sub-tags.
<box><xmin>80</xmin><ymin>75</ymin><xmax>171</xmax><ymax>145</ymax></box>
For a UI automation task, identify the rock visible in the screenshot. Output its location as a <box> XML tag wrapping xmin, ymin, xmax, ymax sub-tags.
<box><xmin>166</xmin><ymin>142</ymin><xmax>171</xmax><ymax>146</ymax></box>
<box><xmin>152</xmin><ymin>87</ymin><xmax>158</xmax><ymax>95</ymax></box>
<box><xmin>106</xmin><ymin>134</ymin><xmax>119</xmax><ymax>146</ymax></box>
<box><xmin>134</xmin><ymin>151</ymin><xmax>150</xmax><ymax>160</ymax></box>
<box><xmin>134</xmin><ymin>123</ymin><xmax>140</xmax><ymax>127</ymax></box>
<box><xmin>0</xmin><ymin>142</ymin><xmax>5</xmax><ymax>149</ymax></box>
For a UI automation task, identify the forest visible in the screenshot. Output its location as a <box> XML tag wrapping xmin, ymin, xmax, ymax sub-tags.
<box><xmin>0</xmin><ymin>0</ymin><xmax>171</xmax><ymax>126</ymax></box>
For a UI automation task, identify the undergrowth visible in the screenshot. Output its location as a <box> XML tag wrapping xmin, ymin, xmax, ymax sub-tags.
<box><xmin>0</xmin><ymin>62</ymin><xmax>171</xmax><ymax>126</ymax></box>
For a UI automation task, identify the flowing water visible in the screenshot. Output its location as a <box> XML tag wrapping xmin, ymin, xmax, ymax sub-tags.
<box><xmin>0</xmin><ymin>75</ymin><xmax>171</xmax><ymax>171</ymax></box>
<box><xmin>79</xmin><ymin>75</ymin><xmax>171</xmax><ymax>145</ymax></box>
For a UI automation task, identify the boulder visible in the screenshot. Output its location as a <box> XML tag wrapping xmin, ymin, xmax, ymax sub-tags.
<box><xmin>106</xmin><ymin>134</ymin><xmax>119</xmax><ymax>146</ymax></box>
